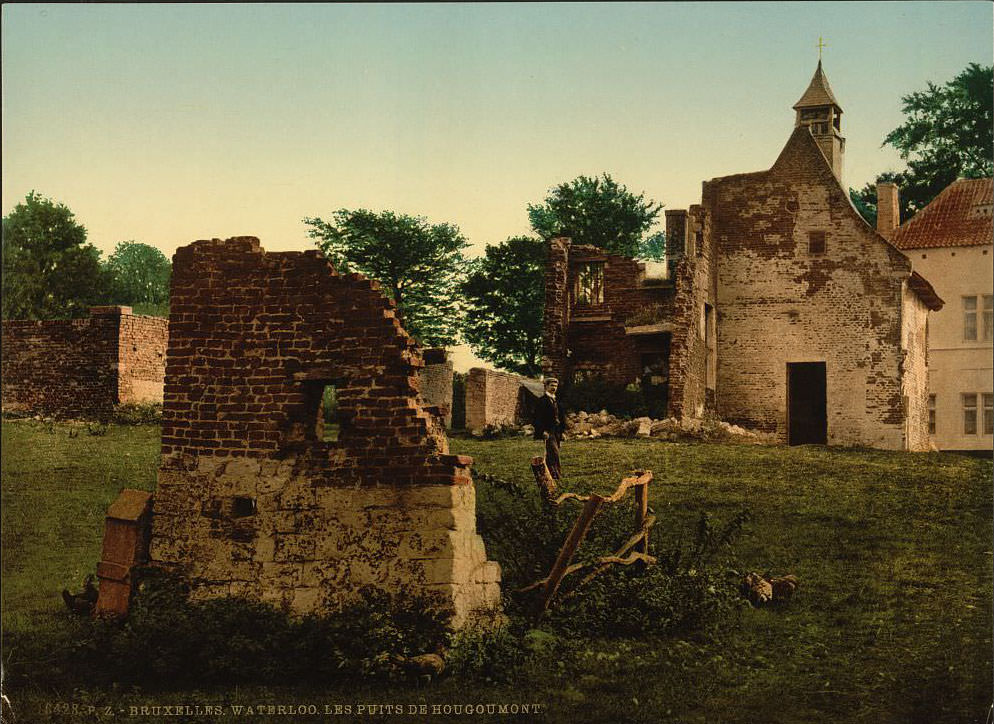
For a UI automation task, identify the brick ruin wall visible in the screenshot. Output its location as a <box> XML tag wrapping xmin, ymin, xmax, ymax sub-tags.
<box><xmin>464</xmin><ymin>367</ymin><xmax>541</xmax><ymax>433</ymax></box>
<box><xmin>149</xmin><ymin>238</ymin><xmax>500</xmax><ymax>625</ymax></box>
<box><xmin>1</xmin><ymin>306</ymin><xmax>167</xmax><ymax>418</ymax></box>
<box><xmin>706</xmin><ymin>128</ymin><xmax>929</xmax><ymax>450</ymax></box>
<box><xmin>117</xmin><ymin>313</ymin><xmax>169</xmax><ymax>405</ymax></box>
<box><xmin>419</xmin><ymin>348</ymin><xmax>454</xmax><ymax>428</ymax></box>
<box><xmin>540</xmin><ymin>232</ymin><xmax>715</xmax><ymax>420</ymax></box>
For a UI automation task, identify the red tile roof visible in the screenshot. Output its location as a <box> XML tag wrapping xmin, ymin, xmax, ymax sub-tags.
<box><xmin>891</xmin><ymin>178</ymin><xmax>993</xmax><ymax>249</ymax></box>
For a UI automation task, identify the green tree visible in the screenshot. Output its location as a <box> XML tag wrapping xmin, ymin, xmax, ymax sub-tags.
<box><xmin>460</xmin><ymin>236</ymin><xmax>546</xmax><ymax>376</ymax></box>
<box><xmin>850</xmin><ymin>63</ymin><xmax>993</xmax><ymax>226</ymax></box>
<box><xmin>304</xmin><ymin>209</ymin><xmax>468</xmax><ymax>347</ymax></box>
<box><xmin>105</xmin><ymin>241</ymin><xmax>171</xmax><ymax>314</ymax></box>
<box><xmin>2</xmin><ymin>191</ymin><xmax>107</xmax><ymax>320</ymax></box>
<box><xmin>527</xmin><ymin>173</ymin><xmax>665</xmax><ymax>258</ymax></box>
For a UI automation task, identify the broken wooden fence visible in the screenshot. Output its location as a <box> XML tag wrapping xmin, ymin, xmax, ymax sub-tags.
<box><xmin>522</xmin><ymin>460</ymin><xmax>655</xmax><ymax>615</ymax></box>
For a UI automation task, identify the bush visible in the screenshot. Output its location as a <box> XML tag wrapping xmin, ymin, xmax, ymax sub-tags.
<box><xmin>23</xmin><ymin>572</ymin><xmax>453</xmax><ymax>689</ymax></box>
<box><xmin>473</xmin><ymin>472</ymin><xmax>749</xmax><ymax>639</ymax></box>
<box><xmin>112</xmin><ymin>402</ymin><xmax>163</xmax><ymax>425</ymax></box>
<box><xmin>561</xmin><ymin>378</ymin><xmax>650</xmax><ymax>420</ymax></box>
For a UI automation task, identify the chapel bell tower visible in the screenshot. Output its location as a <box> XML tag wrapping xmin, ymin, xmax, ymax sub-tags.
<box><xmin>793</xmin><ymin>59</ymin><xmax>845</xmax><ymax>181</ymax></box>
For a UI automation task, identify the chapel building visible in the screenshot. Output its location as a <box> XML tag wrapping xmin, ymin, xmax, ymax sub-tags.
<box><xmin>542</xmin><ymin>60</ymin><xmax>943</xmax><ymax>451</ymax></box>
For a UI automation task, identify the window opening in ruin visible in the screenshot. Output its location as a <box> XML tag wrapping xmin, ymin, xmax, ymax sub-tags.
<box><xmin>963</xmin><ymin>296</ymin><xmax>978</xmax><ymax>341</ymax></box>
<box><xmin>928</xmin><ymin>394</ymin><xmax>936</xmax><ymax>436</ymax></box>
<box><xmin>984</xmin><ymin>393</ymin><xmax>993</xmax><ymax>436</ymax></box>
<box><xmin>574</xmin><ymin>263</ymin><xmax>605</xmax><ymax>306</ymax></box>
<box><xmin>808</xmin><ymin>231</ymin><xmax>826</xmax><ymax>255</ymax></box>
<box><xmin>787</xmin><ymin>362</ymin><xmax>827</xmax><ymax>445</ymax></box>
<box><xmin>231</xmin><ymin>497</ymin><xmax>256</xmax><ymax>518</ymax></box>
<box><xmin>963</xmin><ymin>393</ymin><xmax>978</xmax><ymax>435</ymax></box>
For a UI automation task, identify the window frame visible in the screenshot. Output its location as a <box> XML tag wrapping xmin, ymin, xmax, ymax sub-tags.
<box><xmin>963</xmin><ymin>295</ymin><xmax>978</xmax><ymax>341</ymax></box>
<box><xmin>808</xmin><ymin>230</ymin><xmax>826</xmax><ymax>255</ymax></box>
<box><xmin>982</xmin><ymin>294</ymin><xmax>993</xmax><ymax>342</ymax></box>
<box><xmin>983</xmin><ymin>393</ymin><xmax>993</xmax><ymax>436</ymax></box>
<box><xmin>963</xmin><ymin>393</ymin><xmax>978</xmax><ymax>435</ymax></box>
<box><xmin>573</xmin><ymin>261</ymin><xmax>605</xmax><ymax>307</ymax></box>
<box><xmin>928</xmin><ymin>394</ymin><xmax>936</xmax><ymax>436</ymax></box>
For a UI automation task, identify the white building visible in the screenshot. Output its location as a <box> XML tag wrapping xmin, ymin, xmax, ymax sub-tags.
<box><xmin>887</xmin><ymin>178</ymin><xmax>993</xmax><ymax>451</ymax></box>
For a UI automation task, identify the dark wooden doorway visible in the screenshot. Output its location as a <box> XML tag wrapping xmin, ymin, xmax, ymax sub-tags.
<box><xmin>787</xmin><ymin>362</ymin><xmax>827</xmax><ymax>445</ymax></box>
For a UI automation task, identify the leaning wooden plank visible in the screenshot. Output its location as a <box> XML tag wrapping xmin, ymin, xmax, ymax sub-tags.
<box><xmin>530</xmin><ymin>456</ymin><xmax>558</xmax><ymax>504</ymax></box>
<box><xmin>538</xmin><ymin>497</ymin><xmax>603</xmax><ymax>613</ymax></box>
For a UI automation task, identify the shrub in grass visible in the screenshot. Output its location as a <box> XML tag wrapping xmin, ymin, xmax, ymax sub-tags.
<box><xmin>112</xmin><ymin>402</ymin><xmax>163</xmax><ymax>425</ymax></box>
<box><xmin>44</xmin><ymin>571</ymin><xmax>452</xmax><ymax>688</ymax></box>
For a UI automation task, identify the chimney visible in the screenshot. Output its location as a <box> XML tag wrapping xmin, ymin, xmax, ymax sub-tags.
<box><xmin>876</xmin><ymin>182</ymin><xmax>900</xmax><ymax>239</ymax></box>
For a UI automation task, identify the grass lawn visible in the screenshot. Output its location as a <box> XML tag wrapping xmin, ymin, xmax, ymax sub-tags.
<box><xmin>2</xmin><ymin>420</ymin><xmax>991</xmax><ymax>723</ymax></box>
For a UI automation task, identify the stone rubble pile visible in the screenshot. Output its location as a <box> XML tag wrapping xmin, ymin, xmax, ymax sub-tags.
<box><xmin>565</xmin><ymin>410</ymin><xmax>774</xmax><ymax>444</ymax></box>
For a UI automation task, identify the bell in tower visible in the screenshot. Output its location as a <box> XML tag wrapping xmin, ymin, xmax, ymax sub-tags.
<box><xmin>793</xmin><ymin>59</ymin><xmax>846</xmax><ymax>181</ymax></box>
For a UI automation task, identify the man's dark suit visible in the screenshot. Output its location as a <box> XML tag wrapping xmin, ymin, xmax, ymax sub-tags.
<box><xmin>533</xmin><ymin>393</ymin><xmax>566</xmax><ymax>480</ymax></box>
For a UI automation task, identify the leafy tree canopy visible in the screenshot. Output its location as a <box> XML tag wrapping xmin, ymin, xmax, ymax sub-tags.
<box><xmin>850</xmin><ymin>63</ymin><xmax>993</xmax><ymax>226</ymax></box>
<box><xmin>2</xmin><ymin>191</ymin><xmax>107</xmax><ymax>320</ymax></box>
<box><xmin>527</xmin><ymin>173</ymin><xmax>665</xmax><ymax>259</ymax></box>
<box><xmin>304</xmin><ymin>209</ymin><xmax>468</xmax><ymax>347</ymax></box>
<box><xmin>460</xmin><ymin>236</ymin><xmax>546</xmax><ymax>376</ymax></box>
<box><xmin>105</xmin><ymin>241</ymin><xmax>171</xmax><ymax>309</ymax></box>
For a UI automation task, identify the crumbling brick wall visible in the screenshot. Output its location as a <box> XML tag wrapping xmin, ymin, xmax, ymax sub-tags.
<box><xmin>901</xmin><ymin>283</ymin><xmax>931</xmax><ymax>452</ymax></box>
<box><xmin>464</xmin><ymin>367</ymin><xmax>541</xmax><ymax>433</ymax></box>
<box><xmin>149</xmin><ymin>238</ymin><xmax>500</xmax><ymax>625</ymax></box>
<box><xmin>117</xmin><ymin>314</ymin><xmax>168</xmax><ymax>405</ymax></box>
<box><xmin>419</xmin><ymin>348</ymin><xmax>454</xmax><ymax>428</ymax></box>
<box><xmin>705</xmin><ymin>127</ymin><xmax>932</xmax><ymax>449</ymax></box>
<box><xmin>1</xmin><ymin>306</ymin><xmax>167</xmax><ymax>418</ymax></box>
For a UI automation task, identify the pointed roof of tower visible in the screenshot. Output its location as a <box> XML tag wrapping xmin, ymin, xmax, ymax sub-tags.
<box><xmin>793</xmin><ymin>60</ymin><xmax>842</xmax><ymax>110</ymax></box>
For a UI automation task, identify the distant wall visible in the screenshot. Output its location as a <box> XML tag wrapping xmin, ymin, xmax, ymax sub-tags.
<box><xmin>465</xmin><ymin>367</ymin><xmax>541</xmax><ymax>433</ymax></box>
<box><xmin>420</xmin><ymin>348</ymin><xmax>454</xmax><ymax>427</ymax></box>
<box><xmin>1</xmin><ymin>306</ymin><xmax>167</xmax><ymax>418</ymax></box>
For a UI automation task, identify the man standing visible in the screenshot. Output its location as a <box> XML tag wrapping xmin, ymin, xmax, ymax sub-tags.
<box><xmin>533</xmin><ymin>377</ymin><xmax>566</xmax><ymax>480</ymax></box>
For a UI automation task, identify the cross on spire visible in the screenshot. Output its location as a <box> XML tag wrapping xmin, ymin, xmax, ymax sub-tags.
<box><xmin>817</xmin><ymin>36</ymin><xmax>828</xmax><ymax>61</ymax></box>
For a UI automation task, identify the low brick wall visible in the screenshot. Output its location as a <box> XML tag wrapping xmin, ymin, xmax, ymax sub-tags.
<box><xmin>465</xmin><ymin>367</ymin><xmax>543</xmax><ymax>433</ymax></box>
<box><xmin>1</xmin><ymin>306</ymin><xmax>168</xmax><ymax>418</ymax></box>
<box><xmin>419</xmin><ymin>348</ymin><xmax>454</xmax><ymax>428</ymax></box>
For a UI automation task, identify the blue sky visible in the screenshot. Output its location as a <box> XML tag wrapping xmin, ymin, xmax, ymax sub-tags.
<box><xmin>3</xmin><ymin>2</ymin><xmax>991</xmax><ymax>262</ymax></box>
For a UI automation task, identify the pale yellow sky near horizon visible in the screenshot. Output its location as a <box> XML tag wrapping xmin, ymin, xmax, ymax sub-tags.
<box><xmin>3</xmin><ymin>3</ymin><xmax>991</xmax><ymax>371</ymax></box>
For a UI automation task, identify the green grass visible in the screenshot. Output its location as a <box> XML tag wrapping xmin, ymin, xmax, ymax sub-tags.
<box><xmin>2</xmin><ymin>421</ymin><xmax>991</xmax><ymax>723</ymax></box>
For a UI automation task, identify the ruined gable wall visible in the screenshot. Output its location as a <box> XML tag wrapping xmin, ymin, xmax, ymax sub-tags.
<box><xmin>1</xmin><ymin>306</ymin><xmax>125</xmax><ymax>418</ymax></box>
<box><xmin>150</xmin><ymin>238</ymin><xmax>499</xmax><ymax>625</ymax></box>
<box><xmin>541</xmin><ymin>237</ymin><xmax>571</xmax><ymax>379</ymax></box>
<box><xmin>564</xmin><ymin>246</ymin><xmax>675</xmax><ymax>386</ymax></box>
<box><xmin>901</xmin><ymin>284</ymin><xmax>931</xmax><ymax>452</ymax></box>
<box><xmin>707</xmin><ymin>129</ymin><xmax>917</xmax><ymax>449</ymax></box>
<box><xmin>117</xmin><ymin>314</ymin><xmax>168</xmax><ymax>405</ymax></box>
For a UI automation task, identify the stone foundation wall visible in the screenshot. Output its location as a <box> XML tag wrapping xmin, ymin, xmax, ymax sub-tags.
<box><xmin>1</xmin><ymin>306</ymin><xmax>167</xmax><ymax>418</ymax></box>
<box><xmin>149</xmin><ymin>238</ymin><xmax>500</xmax><ymax>626</ymax></box>
<box><xmin>419</xmin><ymin>348</ymin><xmax>454</xmax><ymax>428</ymax></box>
<box><xmin>465</xmin><ymin>367</ymin><xmax>540</xmax><ymax>433</ymax></box>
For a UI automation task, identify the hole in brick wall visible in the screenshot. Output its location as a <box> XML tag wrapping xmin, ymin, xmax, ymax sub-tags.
<box><xmin>231</xmin><ymin>497</ymin><xmax>256</xmax><ymax>518</ymax></box>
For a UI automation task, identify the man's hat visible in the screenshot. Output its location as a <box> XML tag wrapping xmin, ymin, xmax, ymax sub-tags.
<box><xmin>544</xmin><ymin>377</ymin><xmax>559</xmax><ymax>386</ymax></box>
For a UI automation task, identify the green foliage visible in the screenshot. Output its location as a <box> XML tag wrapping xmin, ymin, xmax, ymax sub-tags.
<box><xmin>111</xmin><ymin>403</ymin><xmax>163</xmax><ymax>425</ymax></box>
<box><xmin>36</xmin><ymin>573</ymin><xmax>452</xmax><ymax>688</ymax></box>
<box><xmin>304</xmin><ymin>209</ymin><xmax>468</xmax><ymax>346</ymax></box>
<box><xmin>850</xmin><ymin>64</ymin><xmax>993</xmax><ymax>226</ymax></box>
<box><xmin>460</xmin><ymin>236</ymin><xmax>546</xmax><ymax>376</ymax></box>
<box><xmin>104</xmin><ymin>241</ymin><xmax>171</xmax><ymax>307</ymax></box>
<box><xmin>527</xmin><ymin>173</ymin><xmax>664</xmax><ymax>258</ymax></box>
<box><xmin>2</xmin><ymin>191</ymin><xmax>108</xmax><ymax>320</ymax></box>
<box><xmin>562</xmin><ymin>378</ymin><xmax>666</xmax><ymax>419</ymax></box>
